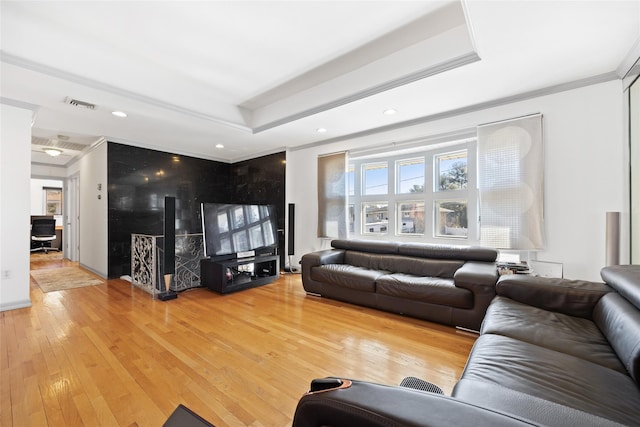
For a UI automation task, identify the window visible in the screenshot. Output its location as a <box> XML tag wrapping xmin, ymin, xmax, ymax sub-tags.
<box><xmin>347</xmin><ymin>165</ymin><xmax>355</xmax><ymax>196</ymax></box>
<box><xmin>434</xmin><ymin>200</ymin><xmax>468</xmax><ymax>238</ymax></box>
<box><xmin>397</xmin><ymin>158</ymin><xmax>424</xmax><ymax>194</ymax></box>
<box><xmin>348</xmin><ymin>140</ymin><xmax>474</xmax><ymax>241</ymax></box>
<box><xmin>44</xmin><ymin>187</ymin><xmax>62</xmax><ymax>215</ymax></box>
<box><xmin>398</xmin><ymin>202</ymin><xmax>425</xmax><ymax>235</ymax></box>
<box><xmin>363</xmin><ymin>162</ymin><xmax>388</xmax><ymax>195</ymax></box>
<box><xmin>362</xmin><ymin>203</ymin><xmax>388</xmax><ymax>234</ymax></box>
<box><xmin>436</xmin><ymin>151</ymin><xmax>467</xmax><ymax>191</ymax></box>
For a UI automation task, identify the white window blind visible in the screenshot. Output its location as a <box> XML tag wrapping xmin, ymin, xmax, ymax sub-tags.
<box><xmin>478</xmin><ymin>114</ymin><xmax>544</xmax><ymax>249</ymax></box>
<box><xmin>317</xmin><ymin>152</ymin><xmax>347</xmax><ymax>239</ymax></box>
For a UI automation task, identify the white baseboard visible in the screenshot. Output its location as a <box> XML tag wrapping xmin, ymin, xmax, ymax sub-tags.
<box><xmin>0</xmin><ymin>299</ymin><xmax>32</xmax><ymax>312</ymax></box>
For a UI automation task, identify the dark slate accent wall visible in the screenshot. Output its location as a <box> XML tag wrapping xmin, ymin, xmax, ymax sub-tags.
<box><xmin>107</xmin><ymin>142</ymin><xmax>232</xmax><ymax>278</ymax></box>
<box><xmin>231</xmin><ymin>152</ymin><xmax>287</xmax><ymax>267</ymax></box>
<box><xmin>107</xmin><ymin>142</ymin><xmax>286</xmax><ymax>279</ymax></box>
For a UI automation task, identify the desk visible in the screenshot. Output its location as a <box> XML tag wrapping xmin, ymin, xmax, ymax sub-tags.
<box><xmin>55</xmin><ymin>226</ymin><xmax>63</xmax><ymax>250</ymax></box>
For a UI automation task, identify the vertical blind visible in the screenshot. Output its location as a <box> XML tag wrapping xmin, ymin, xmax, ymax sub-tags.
<box><xmin>478</xmin><ymin>114</ymin><xmax>545</xmax><ymax>250</ymax></box>
<box><xmin>317</xmin><ymin>152</ymin><xmax>347</xmax><ymax>239</ymax></box>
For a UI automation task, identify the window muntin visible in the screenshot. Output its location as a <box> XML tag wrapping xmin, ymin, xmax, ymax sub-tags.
<box><xmin>436</xmin><ymin>150</ymin><xmax>468</xmax><ymax>191</ymax></box>
<box><xmin>396</xmin><ymin>158</ymin><xmax>424</xmax><ymax>194</ymax></box>
<box><xmin>362</xmin><ymin>202</ymin><xmax>388</xmax><ymax>234</ymax></box>
<box><xmin>363</xmin><ymin>162</ymin><xmax>388</xmax><ymax>195</ymax></box>
<box><xmin>398</xmin><ymin>202</ymin><xmax>425</xmax><ymax>235</ymax></box>
<box><xmin>434</xmin><ymin>200</ymin><xmax>468</xmax><ymax>238</ymax></box>
<box><xmin>348</xmin><ymin>204</ymin><xmax>355</xmax><ymax>233</ymax></box>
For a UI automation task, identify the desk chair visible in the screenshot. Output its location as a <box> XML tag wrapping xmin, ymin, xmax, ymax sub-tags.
<box><xmin>31</xmin><ymin>218</ymin><xmax>59</xmax><ymax>253</ymax></box>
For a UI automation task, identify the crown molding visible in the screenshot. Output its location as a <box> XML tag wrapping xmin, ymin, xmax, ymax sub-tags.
<box><xmin>253</xmin><ymin>51</ymin><xmax>480</xmax><ymax>134</ymax></box>
<box><xmin>617</xmin><ymin>37</ymin><xmax>640</xmax><ymax>80</ymax></box>
<box><xmin>290</xmin><ymin>71</ymin><xmax>619</xmax><ymax>152</ymax></box>
<box><xmin>1</xmin><ymin>51</ymin><xmax>252</xmax><ymax>133</ymax></box>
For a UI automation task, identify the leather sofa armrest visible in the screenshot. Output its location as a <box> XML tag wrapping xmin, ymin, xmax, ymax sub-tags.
<box><xmin>301</xmin><ymin>249</ymin><xmax>345</xmax><ymax>294</ymax></box>
<box><xmin>301</xmin><ymin>249</ymin><xmax>345</xmax><ymax>268</ymax></box>
<box><xmin>452</xmin><ymin>262</ymin><xmax>499</xmax><ymax>330</ymax></box>
<box><xmin>496</xmin><ymin>275</ymin><xmax>613</xmax><ymax>319</ymax></box>
<box><xmin>454</xmin><ymin>261</ymin><xmax>499</xmax><ymax>290</ymax></box>
<box><xmin>292</xmin><ymin>379</ymin><xmax>531</xmax><ymax>427</ymax></box>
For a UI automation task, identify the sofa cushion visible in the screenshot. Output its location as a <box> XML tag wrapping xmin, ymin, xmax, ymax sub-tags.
<box><xmin>331</xmin><ymin>239</ymin><xmax>399</xmax><ymax>254</ymax></box>
<box><xmin>376</xmin><ymin>273</ymin><xmax>472</xmax><ymax>308</ymax></box>
<box><xmin>481</xmin><ymin>296</ymin><xmax>626</xmax><ymax>373</ymax></box>
<box><xmin>496</xmin><ymin>275</ymin><xmax>612</xmax><ymax>319</ymax></box>
<box><xmin>398</xmin><ymin>242</ymin><xmax>498</xmax><ymax>262</ymax></box>
<box><xmin>593</xmin><ymin>292</ymin><xmax>640</xmax><ymax>384</ymax></box>
<box><xmin>344</xmin><ymin>251</ymin><xmax>463</xmax><ymax>278</ymax></box>
<box><xmin>601</xmin><ymin>264</ymin><xmax>640</xmax><ymax>309</ymax></box>
<box><xmin>310</xmin><ymin>264</ymin><xmax>383</xmax><ymax>292</ymax></box>
<box><xmin>453</xmin><ymin>379</ymin><xmax>624</xmax><ymax>427</ymax></box>
<box><xmin>455</xmin><ymin>334</ymin><xmax>640</xmax><ymax>426</ymax></box>
<box><xmin>331</xmin><ymin>239</ymin><xmax>498</xmax><ymax>262</ymax></box>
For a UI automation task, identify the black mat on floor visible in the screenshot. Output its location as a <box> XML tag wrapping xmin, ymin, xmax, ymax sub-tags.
<box><xmin>163</xmin><ymin>404</ymin><xmax>214</xmax><ymax>427</ymax></box>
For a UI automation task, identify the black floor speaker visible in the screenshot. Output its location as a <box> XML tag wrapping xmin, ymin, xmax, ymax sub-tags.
<box><xmin>287</xmin><ymin>203</ymin><xmax>295</xmax><ymax>256</ymax></box>
<box><xmin>164</xmin><ymin>196</ymin><xmax>176</xmax><ymax>275</ymax></box>
<box><xmin>160</xmin><ymin>196</ymin><xmax>177</xmax><ymax>300</ymax></box>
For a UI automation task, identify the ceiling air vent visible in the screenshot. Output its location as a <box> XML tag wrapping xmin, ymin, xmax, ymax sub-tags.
<box><xmin>64</xmin><ymin>97</ymin><xmax>96</xmax><ymax>110</ymax></box>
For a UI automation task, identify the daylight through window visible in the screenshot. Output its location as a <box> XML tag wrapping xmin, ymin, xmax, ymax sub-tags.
<box><xmin>348</xmin><ymin>140</ymin><xmax>474</xmax><ymax>240</ymax></box>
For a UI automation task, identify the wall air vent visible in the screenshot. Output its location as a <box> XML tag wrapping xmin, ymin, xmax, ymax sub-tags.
<box><xmin>64</xmin><ymin>97</ymin><xmax>96</xmax><ymax>110</ymax></box>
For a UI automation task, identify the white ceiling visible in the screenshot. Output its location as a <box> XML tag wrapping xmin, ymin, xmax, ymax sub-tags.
<box><xmin>1</xmin><ymin>0</ymin><xmax>639</xmax><ymax>167</ymax></box>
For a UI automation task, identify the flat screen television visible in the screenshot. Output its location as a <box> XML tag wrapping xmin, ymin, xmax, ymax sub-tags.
<box><xmin>201</xmin><ymin>203</ymin><xmax>278</xmax><ymax>258</ymax></box>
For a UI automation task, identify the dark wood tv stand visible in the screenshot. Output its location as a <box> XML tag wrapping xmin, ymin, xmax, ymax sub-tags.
<box><xmin>200</xmin><ymin>254</ymin><xmax>279</xmax><ymax>294</ymax></box>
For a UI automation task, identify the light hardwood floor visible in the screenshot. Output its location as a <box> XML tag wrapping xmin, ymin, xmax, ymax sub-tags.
<box><xmin>1</xmin><ymin>255</ymin><xmax>477</xmax><ymax>426</ymax></box>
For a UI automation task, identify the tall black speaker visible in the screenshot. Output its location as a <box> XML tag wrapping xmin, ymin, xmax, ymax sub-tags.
<box><xmin>160</xmin><ymin>196</ymin><xmax>177</xmax><ymax>300</ymax></box>
<box><xmin>164</xmin><ymin>196</ymin><xmax>176</xmax><ymax>274</ymax></box>
<box><xmin>287</xmin><ymin>203</ymin><xmax>295</xmax><ymax>256</ymax></box>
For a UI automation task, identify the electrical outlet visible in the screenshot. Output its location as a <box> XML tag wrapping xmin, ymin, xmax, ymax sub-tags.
<box><xmin>1</xmin><ymin>270</ymin><xmax>10</xmax><ymax>279</ymax></box>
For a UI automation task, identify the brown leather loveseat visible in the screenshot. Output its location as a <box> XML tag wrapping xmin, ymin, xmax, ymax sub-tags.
<box><xmin>293</xmin><ymin>265</ymin><xmax>640</xmax><ymax>426</ymax></box>
<box><xmin>301</xmin><ymin>239</ymin><xmax>499</xmax><ymax>331</ymax></box>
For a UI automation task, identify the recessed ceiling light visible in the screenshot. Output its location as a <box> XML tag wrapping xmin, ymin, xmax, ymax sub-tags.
<box><xmin>383</xmin><ymin>109</ymin><xmax>397</xmax><ymax>115</ymax></box>
<box><xmin>112</xmin><ymin>111</ymin><xmax>127</xmax><ymax>117</ymax></box>
<box><xmin>316</xmin><ymin>128</ymin><xmax>327</xmax><ymax>133</ymax></box>
<box><xmin>215</xmin><ymin>144</ymin><xmax>224</xmax><ymax>149</ymax></box>
<box><xmin>44</xmin><ymin>148</ymin><xmax>63</xmax><ymax>157</ymax></box>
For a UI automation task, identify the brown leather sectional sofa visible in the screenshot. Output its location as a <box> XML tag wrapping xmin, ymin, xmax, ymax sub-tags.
<box><xmin>293</xmin><ymin>265</ymin><xmax>640</xmax><ymax>426</ymax></box>
<box><xmin>301</xmin><ymin>239</ymin><xmax>499</xmax><ymax>331</ymax></box>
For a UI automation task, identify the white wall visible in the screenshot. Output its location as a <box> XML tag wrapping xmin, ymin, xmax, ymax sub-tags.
<box><xmin>0</xmin><ymin>104</ymin><xmax>33</xmax><ymax>311</ymax></box>
<box><xmin>287</xmin><ymin>80</ymin><xmax>627</xmax><ymax>281</ymax></box>
<box><xmin>78</xmin><ymin>142</ymin><xmax>108</xmax><ymax>278</ymax></box>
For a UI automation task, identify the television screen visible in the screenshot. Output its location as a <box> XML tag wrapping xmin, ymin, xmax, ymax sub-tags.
<box><xmin>201</xmin><ymin>203</ymin><xmax>278</xmax><ymax>257</ymax></box>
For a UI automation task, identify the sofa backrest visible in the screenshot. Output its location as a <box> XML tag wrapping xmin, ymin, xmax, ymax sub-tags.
<box><xmin>331</xmin><ymin>239</ymin><xmax>498</xmax><ymax>263</ymax></box>
<box><xmin>595</xmin><ymin>265</ymin><xmax>640</xmax><ymax>385</ymax></box>
<box><xmin>344</xmin><ymin>251</ymin><xmax>464</xmax><ymax>278</ymax></box>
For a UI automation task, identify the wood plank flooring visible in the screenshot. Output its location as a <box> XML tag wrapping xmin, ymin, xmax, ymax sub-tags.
<box><xmin>1</xmin><ymin>255</ymin><xmax>477</xmax><ymax>426</ymax></box>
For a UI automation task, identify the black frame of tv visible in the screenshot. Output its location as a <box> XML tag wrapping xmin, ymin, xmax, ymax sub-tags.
<box><xmin>201</xmin><ymin>202</ymin><xmax>278</xmax><ymax>260</ymax></box>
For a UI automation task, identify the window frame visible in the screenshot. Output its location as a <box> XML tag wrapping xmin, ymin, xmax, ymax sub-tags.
<box><xmin>348</xmin><ymin>139</ymin><xmax>476</xmax><ymax>241</ymax></box>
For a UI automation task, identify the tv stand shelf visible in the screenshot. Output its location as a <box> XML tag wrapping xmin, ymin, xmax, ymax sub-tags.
<box><xmin>200</xmin><ymin>255</ymin><xmax>279</xmax><ymax>294</ymax></box>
